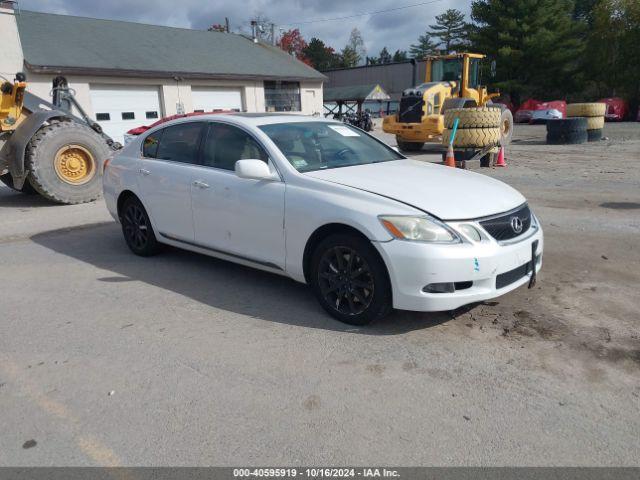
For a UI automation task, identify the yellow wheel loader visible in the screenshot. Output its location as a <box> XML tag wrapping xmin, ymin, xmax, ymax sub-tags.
<box><xmin>0</xmin><ymin>73</ymin><xmax>121</xmax><ymax>204</ymax></box>
<box><xmin>383</xmin><ymin>53</ymin><xmax>513</xmax><ymax>158</ymax></box>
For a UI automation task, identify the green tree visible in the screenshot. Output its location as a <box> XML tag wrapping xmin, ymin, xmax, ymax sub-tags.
<box><xmin>339</xmin><ymin>46</ymin><xmax>360</xmax><ymax>68</ymax></box>
<box><xmin>378</xmin><ymin>47</ymin><xmax>392</xmax><ymax>64</ymax></box>
<box><xmin>429</xmin><ymin>9</ymin><xmax>469</xmax><ymax>52</ymax></box>
<box><xmin>471</xmin><ymin>0</ymin><xmax>584</xmax><ymax>103</ymax></box>
<box><xmin>584</xmin><ymin>0</ymin><xmax>640</xmax><ymax>107</ymax></box>
<box><xmin>409</xmin><ymin>33</ymin><xmax>437</xmax><ymax>59</ymax></box>
<box><xmin>303</xmin><ymin>37</ymin><xmax>339</xmax><ymax>70</ymax></box>
<box><xmin>392</xmin><ymin>50</ymin><xmax>409</xmax><ymax>62</ymax></box>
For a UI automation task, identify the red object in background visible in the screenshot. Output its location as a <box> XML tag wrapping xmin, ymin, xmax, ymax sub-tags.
<box><xmin>535</xmin><ymin>100</ymin><xmax>566</xmax><ymax>118</ymax></box>
<box><xmin>514</xmin><ymin>99</ymin><xmax>566</xmax><ymax>123</ymax></box>
<box><xmin>126</xmin><ymin>110</ymin><xmax>234</xmax><ymax>135</ymax></box>
<box><xmin>514</xmin><ymin>99</ymin><xmax>540</xmax><ymax>123</ymax></box>
<box><xmin>598</xmin><ymin>98</ymin><xmax>629</xmax><ymax>121</ymax></box>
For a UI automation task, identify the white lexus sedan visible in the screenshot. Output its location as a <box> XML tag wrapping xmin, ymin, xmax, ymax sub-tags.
<box><xmin>103</xmin><ymin>114</ymin><xmax>543</xmax><ymax>325</ymax></box>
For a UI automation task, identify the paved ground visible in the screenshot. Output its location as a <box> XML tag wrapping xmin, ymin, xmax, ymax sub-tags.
<box><xmin>1</xmin><ymin>123</ymin><xmax>639</xmax><ymax>466</ymax></box>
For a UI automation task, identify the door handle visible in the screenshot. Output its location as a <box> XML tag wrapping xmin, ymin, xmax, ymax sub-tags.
<box><xmin>139</xmin><ymin>168</ymin><xmax>151</xmax><ymax>176</ymax></box>
<box><xmin>193</xmin><ymin>180</ymin><xmax>210</xmax><ymax>189</ymax></box>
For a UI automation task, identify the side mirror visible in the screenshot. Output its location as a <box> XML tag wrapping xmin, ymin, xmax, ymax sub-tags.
<box><xmin>235</xmin><ymin>159</ymin><xmax>278</xmax><ymax>181</ymax></box>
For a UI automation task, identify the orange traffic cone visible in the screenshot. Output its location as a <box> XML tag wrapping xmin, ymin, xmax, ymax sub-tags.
<box><xmin>495</xmin><ymin>146</ymin><xmax>506</xmax><ymax>167</ymax></box>
<box><xmin>444</xmin><ymin>144</ymin><xmax>456</xmax><ymax>168</ymax></box>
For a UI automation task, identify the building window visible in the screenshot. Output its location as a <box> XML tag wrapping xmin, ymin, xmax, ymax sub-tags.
<box><xmin>146</xmin><ymin>111</ymin><xmax>159</xmax><ymax>119</ymax></box>
<box><xmin>96</xmin><ymin>113</ymin><xmax>110</xmax><ymax>121</ymax></box>
<box><xmin>121</xmin><ymin>112</ymin><xmax>135</xmax><ymax>120</ymax></box>
<box><xmin>264</xmin><ymin>81</ymin><xmax>301</xmax><ymax>112</ymax></box>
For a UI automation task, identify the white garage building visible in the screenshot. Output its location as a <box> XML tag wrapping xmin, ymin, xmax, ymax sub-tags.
<box><xmin>0</xmin><ymin>7</ymin><xmax>325</xmax><ymax>143</ymax></box>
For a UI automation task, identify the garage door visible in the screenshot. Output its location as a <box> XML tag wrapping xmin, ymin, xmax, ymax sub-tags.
<box><xmin>191</xmin><ymin>87</ymin><xmax>243</xmax><ymax>112</ymax></box>
<box><xmin>90</xmin><ymin>85</ymin><xmax>162</xmax><ymax>144</ymax></box>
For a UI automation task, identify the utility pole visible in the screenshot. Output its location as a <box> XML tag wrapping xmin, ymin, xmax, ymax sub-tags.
<box><xmin>271</xmin><ymin>23</ymin><xmax>276</xmax><ymax>45</ymax></box>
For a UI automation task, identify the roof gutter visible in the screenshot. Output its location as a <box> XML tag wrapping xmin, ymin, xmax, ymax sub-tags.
<box><xmin>23</xmin><ymin>61</ymin><xmax>327</xmax><ymax>82</ymax></box>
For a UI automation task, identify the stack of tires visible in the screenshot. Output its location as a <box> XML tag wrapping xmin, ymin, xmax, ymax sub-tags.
<box><xmin>546</xmin><ymin>117</ymin><xmax>589</xmax><ymax>144</ymax></box>
<box><xmin>566</xmin><ymin>103</ymin><xmax>606</xmax><ymax>142</ymax></box>
<box><xmin>442</xmin><ymin>106</ymin><xmax>506</xmax><ymax>148</ymax></box>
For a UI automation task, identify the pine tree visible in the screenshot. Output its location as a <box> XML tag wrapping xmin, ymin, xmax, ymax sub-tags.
<box><xmin>340</xmin><ymin>46</ymin><xmax>360</xmax><ymax>68</ymax></box>
<box><xmin>303</xmin><ymin>38</ymin><xmax>339</xmax><ymax>71</ymax></box>
<box><xmin>429</xmin><ymin>9</ymin><xmax>469</xmax><ymax>53</ymax></box>
<box><xmin>392</xmin><ymin>50</ymin><xmax>409</xmax><ymax>62</ymax></box>
<box><xmin>378</xmin><ymin>47</ymin><xmax>392</xmax><ymax>64</ymax></box>
<box><xmin>471</xmin><ymin>0</ymin><xmax>584</xmax><ymax>103</ymax></box>
<box><xmin>409</xmin><ymin>33</ymin><xmax>437</xmax><ymax>59</ymax></box>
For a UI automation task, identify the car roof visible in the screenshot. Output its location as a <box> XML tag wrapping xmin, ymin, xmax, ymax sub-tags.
<box><xmin>151</xmin><ymin>113</ymin><xmax>340</xmax><ymax>129</ymax></box>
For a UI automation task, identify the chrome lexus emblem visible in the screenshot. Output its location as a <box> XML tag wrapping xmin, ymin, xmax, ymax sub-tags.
<box><xmin>510</xmin><ymin>216</ymin><xmax>524</xmax><ymax>234</ymax></box>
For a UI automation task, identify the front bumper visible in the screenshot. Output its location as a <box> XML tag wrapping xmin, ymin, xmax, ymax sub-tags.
<box><xmin>375</xmin><ymin>224</ymin><xmax>543</xmax><ymax>312</ymax></box>
<box><xmin>382</xmin><ymin>115</ymin><xmax>443</xmax><ymax>142</ymax></box>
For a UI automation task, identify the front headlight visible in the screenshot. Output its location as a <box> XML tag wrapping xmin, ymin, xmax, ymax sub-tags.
<box><xmin>380</xmin><ymin>215</ymin><xmax>461</xmax><ymax>243</ymax></box>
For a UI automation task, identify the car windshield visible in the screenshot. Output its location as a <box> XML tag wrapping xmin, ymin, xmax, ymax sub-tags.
<box><xmin>259</xmin><ymin>122</ymin><xmax>403</xmax><ymax>173</ymax></box>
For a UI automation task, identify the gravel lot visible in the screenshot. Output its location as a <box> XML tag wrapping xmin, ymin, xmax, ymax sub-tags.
<box><xmin>1</xmin><ymin>122</ymin><xmax>639</xmax><ymax>466</ymax></box>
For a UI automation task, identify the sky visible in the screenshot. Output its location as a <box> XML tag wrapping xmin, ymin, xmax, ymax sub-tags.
<box><xmin>18</xmin><ymin>0</ymin><xmax>471</xmax><ymax>59</ymax></box>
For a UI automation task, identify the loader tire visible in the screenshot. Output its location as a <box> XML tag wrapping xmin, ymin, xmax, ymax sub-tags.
<box><xmin>396</xmin><ymin>137</ymin><xmax>424</xmax><ymax>152</ymax></box>
<box><xmin>585</xmin><ymin>116</ymin><xmax>605</xmax><ymax>130</ymax></box>
<box><xmin>0</xmin><ymin>173</ymin><xmax>37</xmax><ymax>194</ymax></box>
<box><xmin>587</xmin><ymin>128</ymin><xmax>603</xmax><ymax>142</ymax></box>
<box><xmin>442</xmin><ymin>127</ymin><xmax>501</xmax><ymax>148</ymax></box>
<box><xmin>547</xmin><ymin>130</ymin><xmax>588</xmax><ymax>144</ymax></box>
<box><xmin>25</xmin><ymin>121</ymin><xmax>111</xmax><ymax>204</ymax></box>
<box><xmin>499</xmin><ymin>108</ymin><xmax>514</xmax><ymax>146</ymax></box>
<box><xmin>444</xmin><ymin>106</ymin><xmax>502</xmax><ymax>129</ymax></box>
<box><xmin>546</xmin><ymin>117</ymin><xmax>588</xmax><ymax>134</ymax></box>
<box><xmin>566</xmin><ymin>103</ymin><xmax>606</xmax><ymax>117</ymax></box>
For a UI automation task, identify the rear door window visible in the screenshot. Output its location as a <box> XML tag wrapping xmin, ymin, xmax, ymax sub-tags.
<box><xmin>142</xmin><ymin>130</ymin><xmax>162</xmax><ymax>158</ymax></box>
<box><xmin>155</xmin><ymin>122</ymin><xmax>204</xmax><ymax>164</ymax></box>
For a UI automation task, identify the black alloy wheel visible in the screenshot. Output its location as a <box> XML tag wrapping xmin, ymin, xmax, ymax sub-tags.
<box><xmin>311</xmin><ymin>234</ymin><xmax>393</xmax><ymax>325</ymax></box>
<box><xmin>121</xmin><ymin>197</ymin><xmax>160</xmax><ymax>256</ymax></box>
<box><xmin>318</xmin><ymin>246</ymin><xmax>375</xmax><ymax>316</ymax></box>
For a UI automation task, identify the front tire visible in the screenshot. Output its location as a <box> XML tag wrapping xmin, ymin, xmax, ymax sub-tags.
<box><xmin>396</xmin><ymin>138</ymin><xmax>424</xmax><ymax>152</ymax></box>
<box><xmin>121</xmin><ymin>197</ymin><xmax>160</xmax><ymax>256</ymax></box>
<box><xmin>26</xmin><ymin>121</ymin><xmax>111</xmax><ymax>204</ymax></box>
<box><xmin>310</xmin><ymin>234</ymin><xmax>393</xmax><ymax>325</ymax></box>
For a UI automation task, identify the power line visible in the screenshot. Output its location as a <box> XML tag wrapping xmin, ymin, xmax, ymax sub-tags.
<box><xmin>280</xmin><ymin>0</ymin><xmax>446</xmax><ymax>26</ymax></box>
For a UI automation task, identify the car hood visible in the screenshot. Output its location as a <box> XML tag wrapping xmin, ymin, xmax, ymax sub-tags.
<box><xmin>304</xmin><ymin>159</ymin><xmax>526</xmax><ymax>220</ymax></box>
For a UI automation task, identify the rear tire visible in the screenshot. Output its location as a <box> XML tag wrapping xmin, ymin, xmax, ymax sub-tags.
<box><xmin>121</xmin><ymin>196</ymin><xmax>161</xmax><ymax>257</ymax></box>
<box><xmin>444</xmin><ymin>106</ymin><xmax>502</xmax><ymax>129</ymax></box>
<box><xmin>310</xmin><ymin>233</ymin><xmax>393</xmax><ymax>325</ymax></box>
<box><xmin>396</xmin><ymin>138</ymin><xmax>424</xmax><ymax>152</ymax></box>
<box><xmin>26</xmin><ymin>121</ymin><xmax>111</xmax><ymax>204</ymax></box>
<box><xmin>442</xmin><ymin>127</ymin><xmax>501</xmax><ymax>147</ymax></box>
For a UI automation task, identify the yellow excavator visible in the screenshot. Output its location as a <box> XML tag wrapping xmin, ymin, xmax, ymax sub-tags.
<box><xmin>383</xmin><ymin>53</ymin><xmax>513</xmax><ymax>153</ymax></box>
<box><xmin>1</xmin><ymin>72</ymin><xmax>120</xmax><ymax>204</ymax></box>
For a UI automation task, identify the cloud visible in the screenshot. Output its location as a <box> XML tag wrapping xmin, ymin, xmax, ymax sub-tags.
<box><xmin>19</xmin><ymin>0</ymin><xmax>471</xmax><ymax>57</ymax></box>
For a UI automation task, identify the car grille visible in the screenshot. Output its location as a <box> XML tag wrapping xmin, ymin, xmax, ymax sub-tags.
<box><xmin>398</xmin><ymin>96</ymin><xmax>424</xmax><ymax>123</ymax></box>
<box><xmin>479</xmin><ymin>204</ymin><xmax>532</xmax><ymax>241</ymax></box>
<box><xmin>496</xmin><ymin>255</ymin><xmax>540</xmax><ymax>289</ymax></box>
